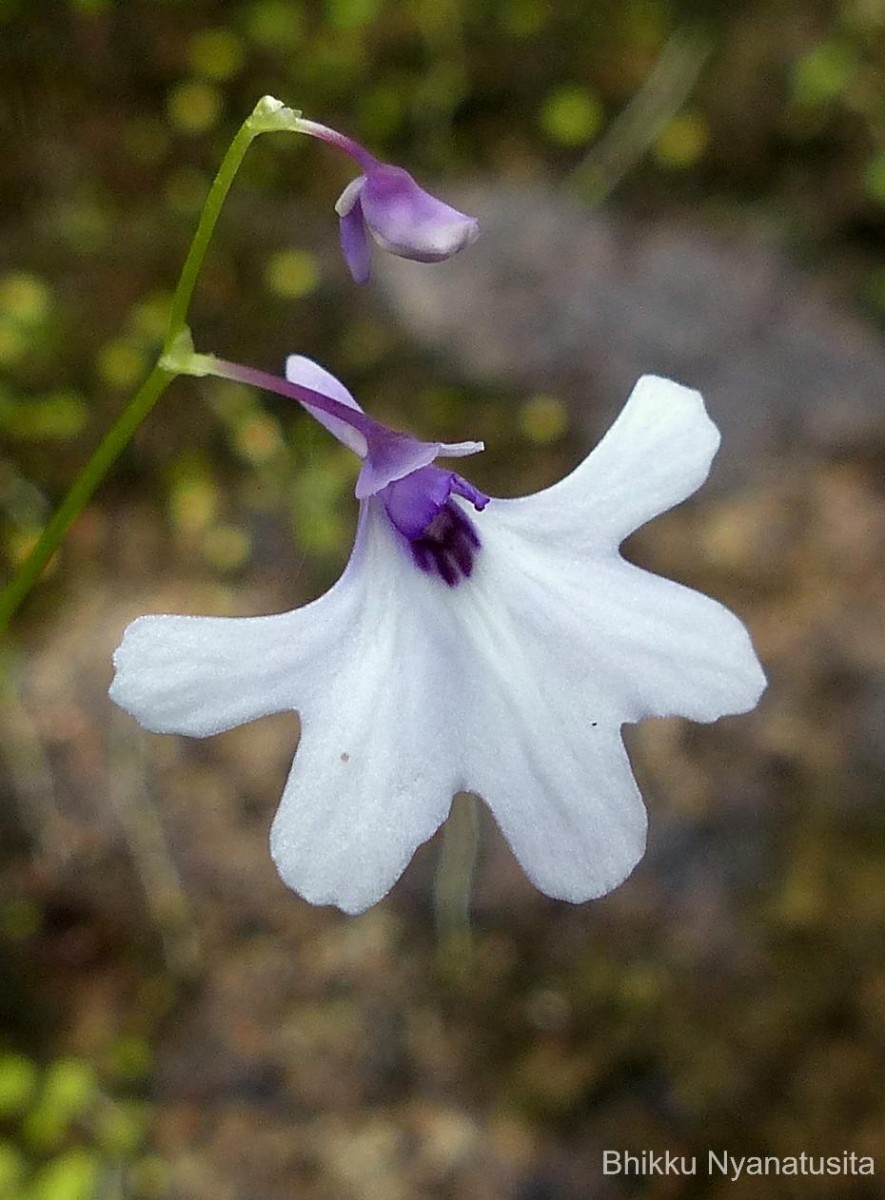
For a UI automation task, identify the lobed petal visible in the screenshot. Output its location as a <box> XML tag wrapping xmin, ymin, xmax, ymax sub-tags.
<box><xmin>285</xmin><ymin>354</ymin><xmax>368</xmax><ymax>455</ymax></box>
<box><xmin>434</xmin><ymin>439</ymin><xmax>485</xmax><ymax>459</ymax></box>
<box><xmin>334</xmin><ymin>175</ymin><xmax>365</xmax><ymax>218</ymax></box>
<box><xmin>338</xmin><ymin>195</ymin><xmax>372</xmax><ymax>285</ymax></box>
<box><xmin>360</xmin><ymin>165</ymin><xmax>480</xmax><ymax>263</ymax></box>
<box><xmin>446</xmin><ymin>500</ymin><xmax>762</xmax><ymax>898</ymax></box>
<box><xmin>502</xmin><ymin>375</ymin><xmax>720</xmax><ymax>553</ymax></box>
<box><xmin>280</xmin><ymin>359</ymin><xmax>483</xmax><ymax>496</ymax></box>
<box><xmin>110</xmin><ymin>604</ymin><xmax>340</xmax><ymax>739</ymax></box>
<box><xmin>448</xmin><ymin>558</ymin><xmax>649</xmax><ymax>901</ymax></box>
<box><xmin>476</xmin><ymin>505</ymin><xmax>766</xmax><ymax>726</ymax></box>
<box><xmin>110</xmin><ymin>521</ymin><xmax>373</xmax><ymax>741</ymax></box>
<box><xmin>471</xmin><ymin>722</ymin><xmax>647</xmax><ymax>904</ymax></box>
<box><xmin>111</xmin><ymin>508</ymin><xmax>468</xmax><ymax>914</ymax></box>
<box><xmin>354</xmin><ymin>433</ymin><xmax>440</xmax><ymax>499</ymax></box>
<box><xmin>270</xmin><ymin>507</ymin><xmax>465</xmax><ymax>911</ymax></box>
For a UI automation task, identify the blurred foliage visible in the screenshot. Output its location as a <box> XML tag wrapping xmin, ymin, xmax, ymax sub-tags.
<box><xmin>1</xmin><ymin>0</ymin><xmax>884</xmax><ymax>599</ymax></box>
<box><xmin>0</xmin><ymin>1051</ymin><xmax>156</xmax><ymax>1200</ymax></box>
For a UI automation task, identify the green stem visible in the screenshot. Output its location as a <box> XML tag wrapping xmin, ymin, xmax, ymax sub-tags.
<box><xmin>0</xmin><ymin>96</ymin><xmax>305</xmax><ymax>632</ymax></box>
<box><xmin>0</xmin><ymin>364</ymin><xmax>174</xmax><ymax>632</ymax></box>
<box><xmin>165</xmin><ymin>96</ymin><xmax>303</xmax><ymax>347</ymax></box>
<box><xmin>434</xmin><ymin>793</ymin><xmax>480</xmax><ymax>974</ymax></box>
<box><xmin>165</xmin><ymin>124</ymin><xmax>256</xmax><ymax>348</ymax></box>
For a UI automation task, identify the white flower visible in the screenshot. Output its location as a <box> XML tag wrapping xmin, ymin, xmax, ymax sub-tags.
<box><xmin>110</xmin><ymin>365</ymin><xmax>765</xmax><ymax>913</ymax></box>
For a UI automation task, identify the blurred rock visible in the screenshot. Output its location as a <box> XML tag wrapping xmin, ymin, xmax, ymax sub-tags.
<box><xmin>377</xmin><ymin>181</ymin><xmax>885</xmax><ymax>485</ymax></box>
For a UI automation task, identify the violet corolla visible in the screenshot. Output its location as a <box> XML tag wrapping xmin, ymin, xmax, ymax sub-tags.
<box><xmin>110</xmin><ymin>361</ymin><xmax>766</xmax><ymax>914</ymax></box>
<box><xmin>295</xmin><ymin>118</ymin><xmax>479</xmax><ymax>283</ymax></box>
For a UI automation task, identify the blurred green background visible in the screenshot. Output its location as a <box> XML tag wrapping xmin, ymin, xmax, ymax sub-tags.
<box><xmin>1</xmin><ymin>1</ymin><xmax>884</xmax><ymax>1197</ymax></box>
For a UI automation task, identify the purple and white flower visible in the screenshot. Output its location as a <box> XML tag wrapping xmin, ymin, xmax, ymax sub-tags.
<box><xmin>110</xmin><ymin>361</ymin><xmax>765</xmax><ymax>914</ymax></box>
<box><xmin>295</xmin><ymin>118</ymin><xmax>479</xmax><ymax>283</ymax></box>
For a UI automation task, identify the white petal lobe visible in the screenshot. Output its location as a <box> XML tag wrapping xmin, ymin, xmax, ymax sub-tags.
<box><xmin>269</xmin><ymin>507</ymin><xmax>465</xmax><ymax>910</ymax></box>
<box><xmin>497</xmin><ymin>376</ymin><xmax>720</xmax><ymax>554</ymax></box>
<box><xmin>111</xmin><ymin>611</ymin><xmax>314</xmax><ymax>736</ymax></box>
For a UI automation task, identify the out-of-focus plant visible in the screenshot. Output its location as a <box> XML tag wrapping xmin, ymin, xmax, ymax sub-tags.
<box><xmin>0</xmin><ymin>98</ymin><xmax>319</xmax><ymax>628</ymax></box>
<box><xmin>783</xmin><ymin>1</ymin><xmax>885</xmax><ymax>314</ymax></box>
<box><xmin>788</xmin><ymin>2</ymin><xmax>885</xmax><ymax>192</ymax></box>
<box><xmin>0</xmin><ymin>1050</ymin><xmax>159</xmax><ymax>1200</ymax></box>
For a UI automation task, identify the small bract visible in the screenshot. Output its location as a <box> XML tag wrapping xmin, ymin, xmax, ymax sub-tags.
<box><xmin>110</xmin><ymin>363</ymin><xmax>766</xmax><ymax>913</ymax></box>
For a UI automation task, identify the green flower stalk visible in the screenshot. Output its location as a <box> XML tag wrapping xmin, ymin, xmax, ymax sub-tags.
<box><xmin>0</xmin><ymin>96</ymin><xmax>304</xmax><ymax>632</ymax></box>
<box><xmin>0</xmin><ymin>95</ymin><xmax>481</xmax><ymax>632</ymax></box>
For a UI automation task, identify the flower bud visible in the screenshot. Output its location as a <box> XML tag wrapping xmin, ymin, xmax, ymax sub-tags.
<box><xmin>336</xmin><ymin>165</ymin><xmax>479</xmax><ymax>284</ymax></box>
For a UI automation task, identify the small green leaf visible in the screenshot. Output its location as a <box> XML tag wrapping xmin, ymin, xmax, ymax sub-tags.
<box><xmin>0</xmin><ymin>1140</ymin><xmax>26</xmax><ymax>1194</ymax></box>
<box><xmin>27</xmin><ymin>1148</ymin><xmax>100</xmax><ymax>1200</ymax></box>
<box><xmin>792</xmin><ymin>40</ymin><xmax>858</xmax><ymax>107</ymax></box>
<box><xmin>0</xmin><ymin>1054</ymin><xmax>38</xmax><ymax>1118</ymax></box>
<box><xmin>864</xmin><ymin>150</ymin><xmax>885</xmax><ymax>205</ymax></box>
<box><xmin>540</xmin><ymin>85</ymin><xmax>603</xmax><ymax>147</ymax></box>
